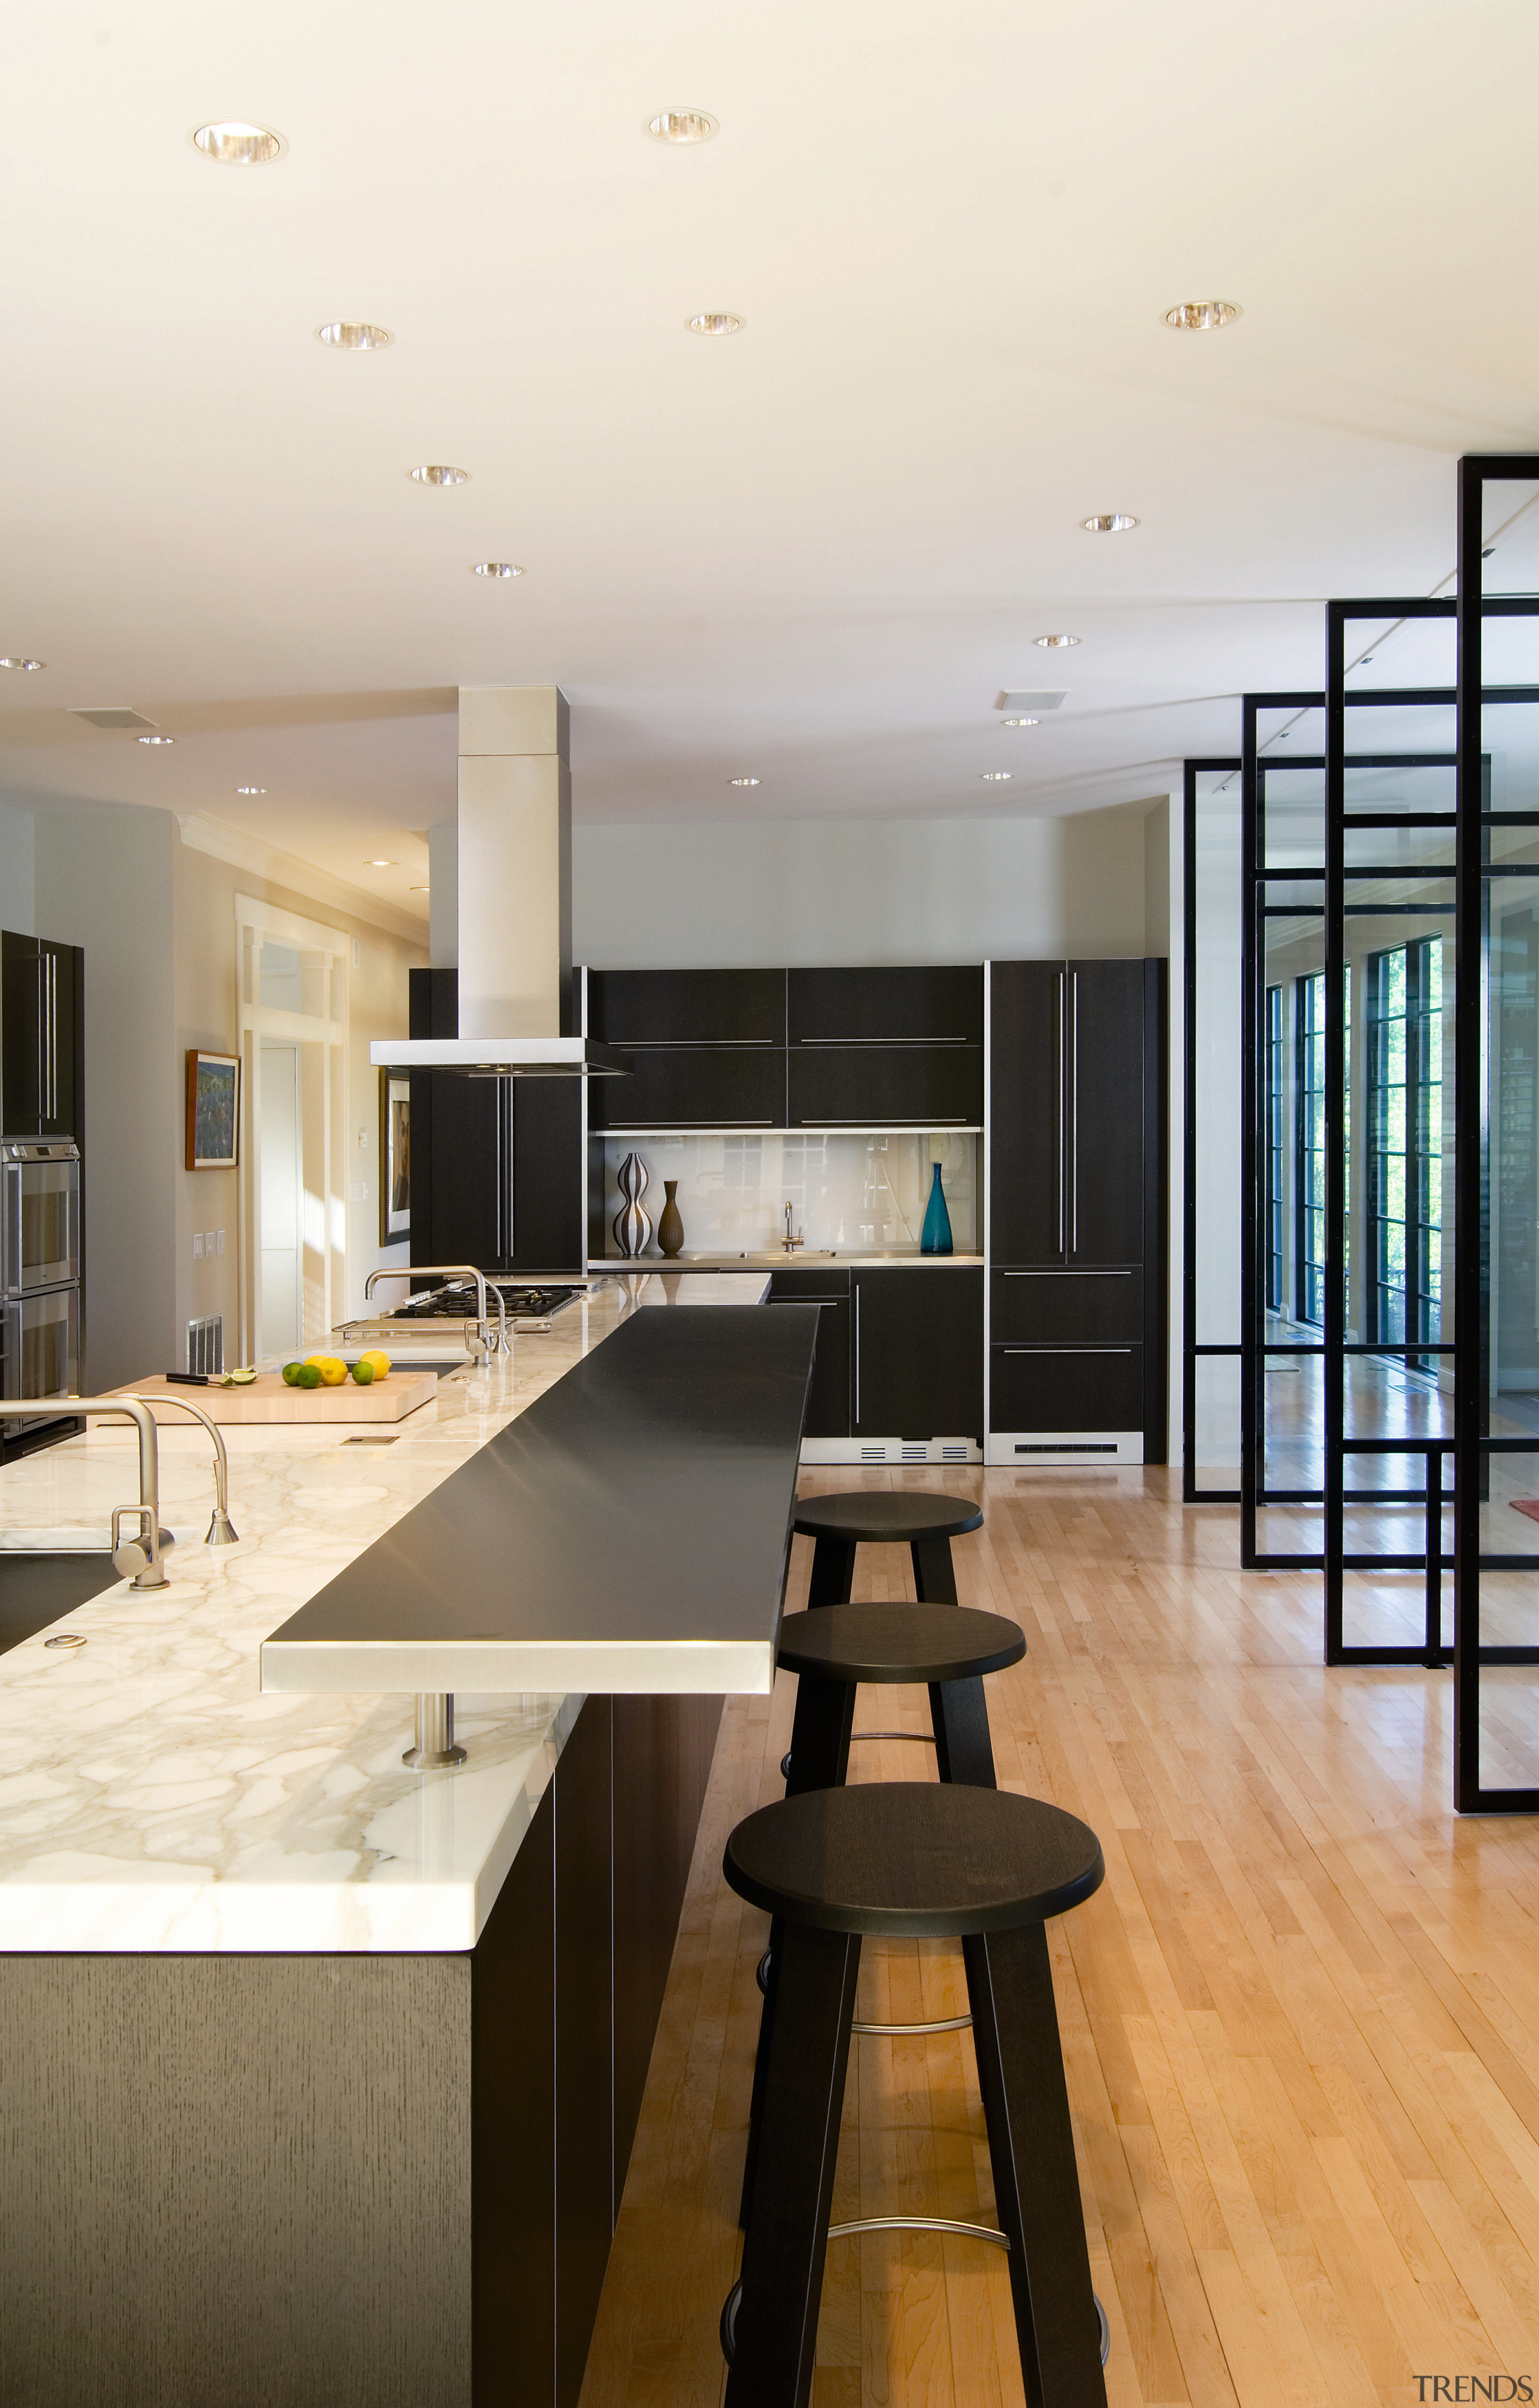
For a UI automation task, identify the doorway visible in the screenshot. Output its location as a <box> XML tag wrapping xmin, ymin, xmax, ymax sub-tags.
<box><xmin>259</xmin><ymin>1041</ymin><xmax>302</xmax><ymax>1359</ymax></box>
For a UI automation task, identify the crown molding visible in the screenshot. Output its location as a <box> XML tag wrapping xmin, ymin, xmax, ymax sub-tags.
<box><xmin>176</xmin><ymin>813</ymin><xmax>427</xmax><ymax>942</ymax></box>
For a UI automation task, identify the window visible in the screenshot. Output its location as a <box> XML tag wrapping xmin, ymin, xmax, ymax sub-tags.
<box><xmin>1264</xmin><ymin>985</ymin><xmax>1284</xmax><ymax>1312</ymax></box>
<box><xmin>1366</xmin><ymin>939</ymin><xmax>1442</xmax><ymax>1364</ymax></box>
<box><xmin>1296</xmin><ymin>968</ymin><xmax>1350</xmax><ymax>1328</ymax></box>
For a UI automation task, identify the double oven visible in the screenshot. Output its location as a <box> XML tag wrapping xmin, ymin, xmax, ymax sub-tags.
<box><xmin>1</xmin><ymin>1139</ymin><xmax>82</xmax><ymax>1439</ymax></box>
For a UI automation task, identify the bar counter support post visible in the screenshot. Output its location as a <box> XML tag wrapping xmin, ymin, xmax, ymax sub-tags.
<box><xmin>403</xmin><ymin>1693</ymin><xmax>467</xmax><ymax>1769</ymax></box>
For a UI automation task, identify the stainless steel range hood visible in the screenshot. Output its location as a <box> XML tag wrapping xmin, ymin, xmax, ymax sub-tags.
<box><xmin>370</xmin><ymin>685</ymin><xmax>630</xmax><ymax>1081</ymax></box>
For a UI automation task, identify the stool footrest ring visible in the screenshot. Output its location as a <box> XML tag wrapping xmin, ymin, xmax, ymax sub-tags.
<box><xmin>720</xmin><ymin>2265</ymin><xmax>1110</xmax><ymax>2368</ymax></box>
<box><xmin>851</xmin><ymin>2013</ymin><xmax>972</xmax><ymax>2036</ymax></box>
<box><xmin>849</xmin><ymin>1730</ymin><xmax>937</xmax><ymax>1745</ymax></box>
<box><xmin>829</xmin><ymin>2214</ymin><xmax>1007</xmax><ymax>2246</ymax></box>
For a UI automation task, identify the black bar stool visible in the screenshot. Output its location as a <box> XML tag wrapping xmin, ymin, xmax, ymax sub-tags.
<box><xmin>742</xmin><ymin>1604</ymin><xmax>1026</xmax><ymax>2226</ymax></box>
<box><xmin>795</xmin><ymin>1492</ymin><xmax>984</xmax><ymax>1609</ymax></box>
<box><xmin>721</xmin><ymin>1781</ymin><xmax>1110</xmax><ymax>2408</ymax></box>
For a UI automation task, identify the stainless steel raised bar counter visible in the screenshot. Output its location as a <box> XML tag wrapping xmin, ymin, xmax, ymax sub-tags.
<box><xmin>261</xmin><ymin>1302</ymin><xmax>819</xmax><ymax>1700</ymax></box>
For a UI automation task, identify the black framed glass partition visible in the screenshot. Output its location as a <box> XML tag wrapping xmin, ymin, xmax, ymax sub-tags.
<box><xmin>1183</xmin><ymin>758</ymin><xmax>1243</xmax><ymax>1502</ymax></box>
<box><xmin>1455</xmin><ymin>455</ymin><xmax>1539</xmax><ymax>1810</ymax></box>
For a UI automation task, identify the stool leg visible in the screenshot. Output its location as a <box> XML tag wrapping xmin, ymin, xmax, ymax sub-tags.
<box><xmin>739</xmin><ymin>1913</ymin><xmax>781</xmax><ymax>2229</ymax></box>
<box><xmin>962</xmin><ymin>1925</ymin><xmax>1107</xmax><ymax>2408</ymax></box>
<box><xmin>911</xmin><ymin>1534</ymin><xmax>958</xmax><ymax>1602</ymax></box>
<box><xmin>807</xmin><ymin>1533</ymin><xmax>858</xmax><ymax>1607</ymax></box>
<box><xmin>785</xmin><ymin>1676</ymin><xmax>855</xmax><ymax>1797</ymax></box>
<box><xmin>727</xmin><ymin>1923</ymin><xmax>861</xmax><ymax>2408</ymax></box>
<box><xmin>929</xmin><ymin>1674</ymin><xmax>997</xmax><ymax>1788</ymax></box>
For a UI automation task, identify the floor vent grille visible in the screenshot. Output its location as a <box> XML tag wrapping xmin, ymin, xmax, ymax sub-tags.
<box><xmin>187</xmin><ymin>1314</ymin><xmax>224</xmax><ymax>1376</ymax></box>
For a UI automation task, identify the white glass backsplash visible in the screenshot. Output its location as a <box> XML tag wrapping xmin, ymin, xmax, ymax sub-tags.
<box><xmin>596</xmin><ymin>1131</ymin><xmax>978</xmax><ymax>1258</ymax></box>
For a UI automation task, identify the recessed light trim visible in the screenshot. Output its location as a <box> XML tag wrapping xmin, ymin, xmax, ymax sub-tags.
<box><xmin>729</xmin><ymin>776</ymin><xmax>760</xmax><ymax>788</ymax></box>
<box><xmin>688</xmin><ymin>312</ymin><xmax>745</xmax><ymax>337</ymax></box>
<box><xmin>410</xmin><ymin>464</ymin><xmax>468</xmax><ymax>487</ymax></box>
<box><xmin>234</xmin><ymin>785</ymin><xmax>266</xmax><ymax>795</ymax></box>
<box><xmin>138</xmin><ymin>734</ymin><xmax>174</xmax><ymax>746</ymax></box>
<box><xmin>473</xmin><ymin>562</ymin><xmax>525</xmax><ymax>578</ymax></box>
<box><xmin>0</xmin><ymin>657</ymin><xmax>44</xmax><ymax>671</ymax></box>
<box><xmin>980</xmin><ymin>771</ymin><xmax>1012</xmax><ymax>782</ymax></box>
<box><xmin>1164</xmin><ymin>299</ymin><xmax>1240</xmax><ymax>332</ymax></box>
<box><xmin>316</xmin><ymin>320</ymin><xmax>393</xmax><ymax>350</ymax></box>
<box><xmin>1080</xmin><ymin>512</ymin><xmax>1139</xmax><ymax>533</ymax></box>
<box><xmin>1002</xmin><ymin>717</ymin><xmax>1040</xmax><ymax>728</ymax></box>
<box><xmin>1033</xmin><ymin>634</ymin><xmax>1080</xmax><ymax>649</ymax></box>
<box><xmin>647</xmin><ymin>110</ymin><xmax>718</xmax><ymax>144</ymax></box>
<box><xmin>364</xmin><ymin>858</ymin><xmax>397</xmax><ymax>869</ymax></box>
<box><xmin>191</xmin><ymin>121</ymin><xmax>286</xmax><ymax>166</ymax></box>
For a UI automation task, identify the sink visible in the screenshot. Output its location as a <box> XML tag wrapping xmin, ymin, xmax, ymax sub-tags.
<box><xmin>0</xmin><ymin>1555</ymin><xmax>123</xmax><ymax>1656</ymax></box>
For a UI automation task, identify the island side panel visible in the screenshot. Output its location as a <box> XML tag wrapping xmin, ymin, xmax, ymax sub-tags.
<box><xmin>611</xmin><ymin>1690</ymin><xmax>725</xmax><ymax>2214</ymax></box>
<box><xmin>0</xmin><ymin>1952</ymin><xmax>473</xmax><ymax>2407</ymax></box>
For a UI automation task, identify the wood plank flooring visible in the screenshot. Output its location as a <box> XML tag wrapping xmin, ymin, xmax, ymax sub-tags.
<box><xmin>577</xmin><ymin>1466</ymin><xmax>1539</xmax><ymax>2408</ymax></box>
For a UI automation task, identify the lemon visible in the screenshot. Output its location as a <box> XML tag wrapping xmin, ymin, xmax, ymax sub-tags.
<box><xmin>305</xmin><ymin>1354</ymin><xmax>347</xmax><ymax>1386</ymax></box>
<box><xmin>281</xmin><ymin>1362</ymin><xmax>303</xmax><ymax>1386</ymax></box>
<box><xmin>360</xmin><ymin>1349</ymin><xmax>391</xmax><ymax>1380</ymax></box>
<box><xmin>349</xmin><ymin>1358</ymin><xmax>375</xmax><ymax>1386</ymax></box>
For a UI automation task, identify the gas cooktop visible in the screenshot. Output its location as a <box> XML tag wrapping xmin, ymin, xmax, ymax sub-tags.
<box><xmin>385</xmin><ymin>1281</ymin><xmax>584</xmax><ymax>1331</ymax></box>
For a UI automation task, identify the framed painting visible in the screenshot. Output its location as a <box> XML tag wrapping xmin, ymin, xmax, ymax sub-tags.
<box><xmin>186</xmin><ymin>1049</ymin><xmax>240</xmax><ymax>1170</ymax></box>
<box><xmin>379</xmin><ymin>1070</ymin><xmax>411</xmax><ymax>1245</ymax></box>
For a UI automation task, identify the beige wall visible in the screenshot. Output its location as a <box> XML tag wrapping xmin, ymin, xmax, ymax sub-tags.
<box><xmin>20</xmin><ymin>801</ymin><xmax>424</xmax><ymax>1389</ymax></box>
<box><xmin>572</xmin><ymin>803</ymin><xmax>1163</xmax><ymax>970</ymax></box>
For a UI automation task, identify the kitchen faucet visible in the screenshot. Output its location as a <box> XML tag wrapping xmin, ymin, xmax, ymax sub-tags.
<box><xmin>782</xmin><ymin>1204</ymin><xmax>804</xmax><ymax>1254</ymax></box>
<box><xmin>0</xmin><ymin>1392</ymin><xmax>237</xmax><ymax>1586</ymax></box>
<box><xmin>362</xmin><ymin>1264</ymin><xmax>508</xmax><ymax>1356</ymax></box>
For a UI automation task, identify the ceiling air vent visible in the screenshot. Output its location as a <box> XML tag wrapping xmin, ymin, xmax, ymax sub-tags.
<box><xmin>994</xmin><ymin>691</ymin><xmax>1067</xmax><ymax>712</ymax></box>
<box><xmin>72</xmin><ymin>707</ymin><xmax>158</xmax><ymax>731</ymax></box>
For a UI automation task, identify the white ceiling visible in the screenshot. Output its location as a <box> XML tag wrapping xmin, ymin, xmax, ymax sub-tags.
<box><xmin>3</xmin><ymin>0</ymin><xmax>1537</xmax><ymax>928</ymax></box>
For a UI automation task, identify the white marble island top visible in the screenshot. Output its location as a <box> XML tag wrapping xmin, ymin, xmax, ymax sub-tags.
<box><xmin>0</xmin><ymin>1278</ymin><xmax>766</xmax><ymax>1955</ymax></box>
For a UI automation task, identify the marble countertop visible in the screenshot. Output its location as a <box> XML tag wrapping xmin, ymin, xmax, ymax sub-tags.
<box><xmin>0</xmin><ymin>1281</ymin><xmax>712</xmax><ymax>1953</ymax></box>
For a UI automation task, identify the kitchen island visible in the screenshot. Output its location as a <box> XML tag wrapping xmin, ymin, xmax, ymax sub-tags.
<box><xmin>0</xmin><ymin>1279</ymin><xmax>812</xmax><ymax>2408</ymax></box>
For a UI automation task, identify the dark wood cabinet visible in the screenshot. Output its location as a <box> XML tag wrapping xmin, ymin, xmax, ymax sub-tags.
<box><xmin>788</xmin><ymin>967</ymin><xmax>982</xmax><ymax>1046</ymax></box>
<box><xmin>768</xmin><ymin>1268</ymin><xmax>851</xmax><ymax>1437</ymax></box>
<box><xmin>409</xmin><ymin>967</ymin><xmax>584</xmax><ymax>1270</ymax></box>
<box><xmin>589</xmin><ymin>1046</ymin><xmax>786</xmax><ymax>1131</ymax></box>
<box><xmin>853</xmin><ymin>1267</ymin><xmax>984</xmax><ymax>1440</ymax></box>
<box><xmin>988</xmin><ymin>958</ymin><xmax>1165</xmax><ymax>1454</ymax></box>
<box><xmin>588</xmin><ymin>969</ymin><xmax>785</xmax><ymax>1046</ymax></box>
<box><xmin>1</xmin><ymin>931</ymin><xmax>83</xmax><ymax>1141</ymax></box>
<box><xmin>787</xmin><ymin>1044</ymin><xmax>981</xmax><ymax>1128</ymax></box>
<box><xmin>555</xmin><ymin>1700</ymin><xmax>614</xmax><ymax>2408</ymax></box>
<box><xmin>988</xmin><ymin>1344</ymin><xmax>1144</xmax><ymax>1435</ymax></box>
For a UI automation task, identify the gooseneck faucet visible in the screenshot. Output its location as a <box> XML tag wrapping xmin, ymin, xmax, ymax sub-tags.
<box><xmin>782</xmin><ymin>1204</ymin><xmax>804</xmax><ymax>1254</ymax></box>
<box><xmin>361</xmin><ymin>1264</ymin><xmax>508</xmax><ymax>1358</ymax></box>
<box><xmin>137</xmin><ymin>1392</ymin><xmax>238</xmax><ymax>1549</ymax></box>
<box><xmin>0</xmin><ymin>1396</ymin><xmax>168</xmax><ymax>1587</ymax></box>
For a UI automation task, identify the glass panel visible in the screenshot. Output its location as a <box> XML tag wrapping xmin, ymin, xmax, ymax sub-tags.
<box><xmin>1481</xmin><ymin>1448</ymin><xmax>1539</xmax><ymax>1566</ymax></box>
<box><xmin>1260</xmin><ymin>886</ymin><xmax>1325</xmax><ymax>1344</ymax></box>
<box><xmin>1479</xmin><ymin>479</ymin><xmax>1539</xmax><ymax>595</ymax></box>
<box><xmin>259</xmin><ymin>942</ymin><xmax>304</xmax><ymax>1013</ymax></box>
<box><xmin>1260</xmin><ymin>765</ymin><xmax>1324</xmax><ymax>871</ymax></box>
<box><xmin>1489</xmin><ymin>875</ymin><xmax>1539</xmax><ymax>1441</ymax></box>
<box><xmin>1260</xmin><ymin>1349</ymin><xmax>1324</xmax><ymax>1498</ymax></box>
<box><xmin>1342</xmin><ymin>699</ymin><xmax>1457</xmax><ymax>758</ymax></box>
<box><xmin>1482</xmin><ymin>699</ymin><xmax>1539</xmax><ymax>813</ymax></box>
<box><xmin>1342</xmin><ymin>613</ymin><xmax>1456</xmax><ymax>691</ymax></box>
<box><xmin>1193</xmin><ymin>773</ymin><xmax>1242</xmax><ymax>1361</ymax></box>
<box><xmin>1255</xmin><ymin>703</ymin><xmax>1324</xmax><ymax>757</ymax></box>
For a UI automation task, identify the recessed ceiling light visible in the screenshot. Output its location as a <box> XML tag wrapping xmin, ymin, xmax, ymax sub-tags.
<box><xmin>137</xmin><ymin>734</ymin><xmax>174</xmax><ymax>746</ymax></box>
<box><xmin>1164</xmin><ymin>300</ymin><xmax>1240</xmax><ymax>332</ymax></box>
<box><xmin>473</xmin><ymin>561</ymin><xmax>525</xmax><ymax>578</ymax></box>
<box><xmin>234</xmin><ymin>785</ymin><xmax>266</xmax><ymax>795</ymax></box>
<box><xmin>688</xmin><ymin>313</ymin><xmax>745</xmax><ymax>337</ymax></box>
<box><xmin>1002</xmin><ymin>717</ymin><xmax>1039</xmax><ymax>728</ymax></box>
<box><xmin>1033</xmin><ymin>633</ymin><xmax>1080</xmax><ymax>649</ymax></box>
<box><xmin>0</xmin><ymin>657</ymin><xmax>44</xmax><ymax>670</ymax></box>
<box><xmin>409</xmin><ymin>464</ymin><xmax>468</xmax><ymax>486</ymax></box>
<box><xmin>191</xmin><ymin>121</ymin><xmax>285</xmax><ymax>166</ymax></box>
<box><xmin>980</xmin><ymin>770</ymin><xmax>1012</xmax><ymax>782</ymax></box>
<box><xmin>729</xmin><ymin>776</ymin><xmax>760</xmax><ymax>788</ymax></box>
<box><xmin>647</xmin><ymin>110</ymin><xmax>718</xmax><ymax>143</ymax></box>
<box><xmin>316</xmin><ymin>321</ymin><xmax>393</xmax><ymax>350</ymax></box>
<box><xmin>1080</xmin><ymin>513</ymin><xmax>1139</xmax><ymax>533</ymax></box>
<box><xmin>364</xmin><ymin>858</ymin><xmax>397</xmax><ymax>868</ymax></box>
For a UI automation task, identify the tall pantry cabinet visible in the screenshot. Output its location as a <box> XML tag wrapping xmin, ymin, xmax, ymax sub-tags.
<box><xmin>987</xmin><ymin>959</ymin><xmax>1165</xmax><ymax>1465</ymax></box>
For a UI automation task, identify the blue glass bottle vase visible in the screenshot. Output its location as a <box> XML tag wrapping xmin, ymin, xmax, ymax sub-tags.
<box><xmin>919</xmin><ymin>1160</ymin><xmax>953</xmax><ymax>1256</ymax></box>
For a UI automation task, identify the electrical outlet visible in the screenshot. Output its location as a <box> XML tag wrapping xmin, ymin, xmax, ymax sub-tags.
<box><xmin>216</xmin><ymin>1230</ymin><xmax>225</xmax><ymax>1255</ymax></box>
<box><xmin>350</xmin><ymin>1180</ymin><xmax>367</xmax><ymax>1202</ymax></box>
<box><xmin>359</xmin><ymin>1129</ymin><xmax>368</xmax><ymax>1150</ymax></box>
<box><xmin>204</xmin><ymin>1230</ymin><xmax>215</xmax><ymax>1256</ymax></box>
<box><xmin>192</xmin><ymin>1233</ymin><xmax>203</xmax><ymax>1260</ymax></box>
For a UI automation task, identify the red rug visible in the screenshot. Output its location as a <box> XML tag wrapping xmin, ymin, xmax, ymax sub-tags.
<box><xmin>1511</xmin><ymin>1499</ymin><xmax>1539</xmax><ymax>1524</ymax></box>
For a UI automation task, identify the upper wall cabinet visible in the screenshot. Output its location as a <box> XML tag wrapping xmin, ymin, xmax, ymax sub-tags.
<box><xmin>587</xmin><ymin>970</ymin><xmax>786</xmax><ymax>1048</ymax></box>
<box><xmin>589</xmin><ymin>1048</ymin><xmax>787</xmax><ymax>1132</ymax></box>
<box><xmin>787</xmin><ymin>1046</ymin><xmax>982</xmax><ymax>1127</ymax></box>
<box><xmin>1</xmin><ymin>932</ymin><xmax>83</xmax><ymax>1143</ymax></box>
<box><xmin>787</xmin><ymin>967</ymin><xmax>983</xmax><ymax>1046</ymax></box>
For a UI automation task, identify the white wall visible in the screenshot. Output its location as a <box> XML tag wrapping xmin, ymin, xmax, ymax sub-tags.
<box><xmin>574</xmin><ymin>805</ymin><xmax>1159</xmax><ymax>969</ymax></box>
<box><xmin>0</xmin><ymin>804</ymin><xmax>35</xmax><ymax>937</ymax></box>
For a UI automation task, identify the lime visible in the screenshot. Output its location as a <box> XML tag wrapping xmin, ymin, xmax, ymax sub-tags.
<box><xmin>350</xmin><ymin>1358</ymin><xmax>375</xmax><ymax>1385</ymax></box>
<box><xmin>281</xmin><ymin>1362</ymin><xmax>302</xmax><ymax>1387</ymax></box>
<box><xmin>296</xmin><ymin>1363</ymin><xmax>323</xmax><ymax>1389</ymax></box>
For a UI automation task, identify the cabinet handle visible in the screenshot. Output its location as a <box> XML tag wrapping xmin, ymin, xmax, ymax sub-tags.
<box><xmin>1070</xmin><ymin>969</ymin><xmax>1079</xmax><ymax>1256</ymax></box>
<box><xmin>602</xmin><ymin>1119</ymin><xmax>775</xmax><ymax>1130</ymax></box>
<box><xmin>1003</xmin><ymin>1269</ymin><xmax>1131</xmax><ymax>1279</ymax></box>
<box><xmin>854</xmin><ymin>1284</ymin><xmax>860</xmax><ymax>1424</ymax></box>
<box><xmin>1000</xmin><ymin>1346</ymin><xmax>1133</xmax><ymax>1356</ymax></box>
<box><xmin>798</xmin><ymin>1117</ymin><xmax>971</xmax><ymax>1128</ymax></box>
<box><xmin>794</xmin><ymin>1037</ymin><xmax>971</xmax><ymax>1048</ymax></box>
<box><xmin>1056</xmin><ymin>972</ymin><xmax>1065</xmax><ymax>1254</ymax></box>
<box><xmin>607</xmin><ymin>1039</ymin><xmax>777</xmax><ymax>1050</ymax></box>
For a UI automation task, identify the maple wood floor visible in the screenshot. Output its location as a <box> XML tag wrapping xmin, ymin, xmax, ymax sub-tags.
<box><xmin>577</xmin><ymin>1465</ymin><xmax>1539</xmax><ymax>2408</ymax></box>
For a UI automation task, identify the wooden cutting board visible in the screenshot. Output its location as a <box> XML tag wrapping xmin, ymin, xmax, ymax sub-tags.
<box><xmin>109</xmin><ymin>1370</ymin><xmax>439</xmax><ymax>1424</ymax></box>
